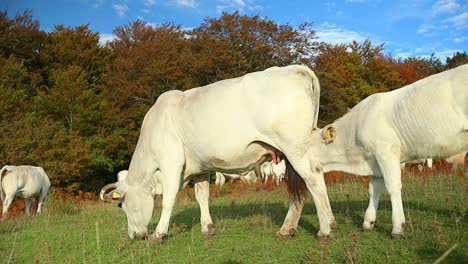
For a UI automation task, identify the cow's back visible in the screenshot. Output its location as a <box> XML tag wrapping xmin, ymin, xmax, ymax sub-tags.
<box><xmin>176</xmin><ymin>65</ymin><xmax>319</xmax><ymax>168</ymax></box>
<box><xmin>1</xmin><ymin>166</ymin><xmax>49</xmax><ymax>199</ymax></box>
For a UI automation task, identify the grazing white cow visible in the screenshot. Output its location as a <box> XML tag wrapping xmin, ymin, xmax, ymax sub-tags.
<box><xmin>100</xmin><ymin>65</ymin><xmax>336</xmax><ymax>240</ymax></box>
<box><xmin>303</xmin><ymin>64</ymin><xmax>468</xmax><ymax>236</ymax></box>
<box><xmin>0</xmin><ymin>165</ymin><xmax>51</xmax><ymax>218</ymax></box>
<box><xmin>261</xmin><ymin>160</ymin><xmax>286</xmax><ymax>185</ymax></box>
<box><xmin>214</xmin><ymin>170</ymin><xmax>257</xmax><ymax>189</ymax></box>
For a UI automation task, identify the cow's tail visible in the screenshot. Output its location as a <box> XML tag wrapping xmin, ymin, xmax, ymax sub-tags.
<box><xmin>296</xmin><ymin>66</ymin><xmax>321</xmax><ymax>129</ymax></box>
<box><xmin>284</xmin><ymin>159</ymin><xmax>308</xmax><ymax>204</ymax></box>
<box><xmin>310</xmin><ymin>70</ymin><xmax>321</xmax><ymax>129</ymax></box>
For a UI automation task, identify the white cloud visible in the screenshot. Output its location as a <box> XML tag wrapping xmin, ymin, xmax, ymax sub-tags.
<box><xmin>92</xmin><ymin>0</ymin><xmax>105</xmax><ymax>8</ymax></box>
<box><xmin>432</xmin><ymin>0</ymin><xmax>460</xmax><ymax>14</ymax></box>
<box><xmin>444</xmin><ymin>12</ymin><xmax>468</xmax><ymax>29</ymax></box>
<box><xmin>113</xmin><ymin>4</ymin><xmax>129</xmax><ymax>17</ymax></box>
<box><xmin>99</xmin><ymin>33</ymin><xmax>116</xmax><ymax>46</ymax></box>
<box><xmin>454</xmin><ymin>36</ymin><xmax>467</xmax><ymax>43</ymax></box>
<box><xmin>316</xmin><ymin>22</ymin><xmax>371</xmax><ymax>44</ymax></box>
<box><xmin>432</xmin><ymin>49</ymin><xmax>461</xmax><ymax>60</ymax></box>
<box><xmin>144</xmin><ymin>0</ymin><xmax>156</xmax><ymax>6</ymax></box>
<box><xmin>216</xmin><ymin>0</ymin><xmax>262</xmax><ymax>14</ymax></box>
<box><xmin>176</xmin><ymin>0</ymin><xmax>196</xmax><ymax>8</ymax></box>
<box><xmin>395</xmin><ymin>52</ymin><xmax>412</xmax><ymax>59</ymax></box>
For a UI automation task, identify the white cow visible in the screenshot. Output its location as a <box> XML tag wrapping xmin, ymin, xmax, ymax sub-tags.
<box><xmin>261</xmin><ymin>160</ymin><xmax>286</xmax><ymax>185</ymax></box>
<box><xmin>100</xmin><ymin>65</ymin><xmax>335</xmax><ymax>240</ymax></box>
<box><xmin>445</xmin><ymin>151</ymin><xmax>467</xmax><ymax>177</ymax></box>
<box><xmin>214</xmin><ymin>170</ymin><xmax>257</xmax><ymax>189</ymax></box>
<box><xmin>304</xmin><ymin>64</ymin><xmax>468</xmax><ymax>236</ymax></box>
<box><xmin>0</xmin><ymin>165</ymin><xmax>51</xmax><ymax>218</ymax></box>
<box><xmin>400</xmin><ymin>158</ymin><xmax>433</xmax><ymax>172</ymax></box>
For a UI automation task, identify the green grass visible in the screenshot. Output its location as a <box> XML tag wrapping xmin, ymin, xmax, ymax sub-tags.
<box><xmin>0</xmin><ymin>174</ymin><xmax>466</xmax><ymax>263</ymax></box>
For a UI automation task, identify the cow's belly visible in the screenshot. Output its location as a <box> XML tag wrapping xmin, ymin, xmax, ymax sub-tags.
<box><xmin>399</xmin><ymin>116</ymin><xmax>468</xmax><ymax>160</ymax></box>
<box><xmin>185</xmin><ymin>141</ymin><xmax>276</xmax><ymax>175</ymax></box>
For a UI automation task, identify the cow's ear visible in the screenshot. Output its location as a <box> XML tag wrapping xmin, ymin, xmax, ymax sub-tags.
<box><xmin>321</xmin><ymin>125</ymin><xmax>336</xmax><ymax>143</ymax></box>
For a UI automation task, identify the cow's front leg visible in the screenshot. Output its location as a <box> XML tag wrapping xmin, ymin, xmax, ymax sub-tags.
<box><xmin>194</xmin><ymin>175</ymin><xmax>215</xmax><ymax>237</ymax></box>
<box><xmin>363</xmin><ymin>176</ymin><xmax>385</xmax><ymax>230</ymax></box>
<box><xmin>376</xmin><ymin>151</ymin><xmax>405</xmax><ymax>236</ymax></box>
<box><xmin>150</xmin><ymin>168</ymin><xmax>182</xmax><ymax>242</ymax></box>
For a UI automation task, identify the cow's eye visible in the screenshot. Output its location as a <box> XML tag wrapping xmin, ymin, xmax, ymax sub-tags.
<box><xmin>118</xmin><ymin>202</ymin><xmax>123</xmax><ymax>208</ymax></box>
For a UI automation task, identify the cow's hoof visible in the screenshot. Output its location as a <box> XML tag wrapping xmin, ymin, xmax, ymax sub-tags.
<box><xmin>317</xmin><ymin>231</ymin><xmax>333</xmax><ymax>240</ymax></box>
<box><xmin>148</xmin><ymin>233</ymin><xmax>168</xmax><ymax>243</ymax></box>
<box><xmin>276</xmin><ymin>229</ymin><xmax>296</xmax><ymax>240</ymax></box>
<box><xmin>202</xmin><ymin>224</ymin><xmax>216</xmax><ymax>237</ymax></box>
<box><xmin>363</xmin><ymin>221</ymin><xmax>375</xmax><ymax>230</ymax></box>
<box><xmin>330</xmin><ymin>221</ymin><xmax>337</xmax><ymax>230</ymax></box>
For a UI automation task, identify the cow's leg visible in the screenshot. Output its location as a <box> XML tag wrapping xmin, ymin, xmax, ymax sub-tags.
<box><xmin>151</xmin><ymin>167</ymin><xmax>182</xmax><ymax>241</ymax></box>
<box><xmin>194</xmin><ymin>174</ymin><xmax>215</xmax><ymax>236</ymax></box>
<box><xmin>25</xmin><ymin>198</ymin><xmax>32</xmax><ymax>216</ymax></box>
<box><xmin>277</xmin><ymin>194</ymin><xmax>305</xmax><ymax>239</ymax></box>
<box><xmin>279</xmin><ymin>155</ymin><xmax>334</xmax><ymax>238</ymax></box>
<box><xmin>37</xmin><ymin>191</ymin><xmax>48</xmax><ymax>214</ymax></box>
<box><xmin>1</xmin><ymin>193</ymin><xmax>15</xmax><ymax>219</ymax></box>
<box><xmin>375</xmin><ymin>152</ymin><xmax>405</xmax><ymax>236</ymax></box>
<box><xmin>363</xmin><ymin>176</ymin><xmax>385</xmax><ymax>230</ymax></box>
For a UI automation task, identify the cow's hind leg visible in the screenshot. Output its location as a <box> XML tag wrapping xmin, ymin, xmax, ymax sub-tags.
<box><xmin>279</xmin><ymin>155</ymin><xmax>335</xmax><ymax>238</ymax></box>
<box><xmin>194</xmin><ymin>174</ymin><xmax>215</xmax><ymax>236</ymax></box>
<box><xmin>37</xmin><ymin>190</ymin><xmax>48</xmax><ymax>214</ymax></box>
<box><xmin>25</xmin><ymin>198</ymin><xmax>31</xmax><ymax>216</ymax></box>
<box><xmin>363</xmin><ymin>176</ymin><xmax>385</xmax><ymax>230</ymax></box>
<box><xmin>1</xmin><ymin>193</ymin><xmax>15</xmax><ymax>219</ymax></box>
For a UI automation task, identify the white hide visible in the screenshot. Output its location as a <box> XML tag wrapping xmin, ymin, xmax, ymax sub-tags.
<box><xmin>308</xmin><ymin>64</ymin><xmax>468</xmax><ymax>235</ymax></box>
<box><xmin>103</xmin><ymin>65</ymin><xmax>333</xmax><ymax>240</ymax></box>
<box><xmin>0</xmin><ymin>165</ymin><xmax>51</xmax><ymax>217</ymax></box>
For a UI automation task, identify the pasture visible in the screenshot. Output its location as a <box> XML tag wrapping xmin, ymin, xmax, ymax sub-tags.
<box><xmin>0</xmin><ymin>174</ymin><xmax>466</xmax><ymax>263</ymax></box>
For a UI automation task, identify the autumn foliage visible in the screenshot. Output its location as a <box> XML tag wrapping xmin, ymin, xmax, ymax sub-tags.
<box><xmin>0</xmin><ymin>10</ymin><xmax>466</xmax><ymax>191</ymax></box>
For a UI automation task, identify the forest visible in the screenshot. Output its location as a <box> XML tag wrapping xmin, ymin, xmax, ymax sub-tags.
<box><xmin>1</xmin><ymin>10</ymin><xmax>467</xmax><ymax>191</ymax></box>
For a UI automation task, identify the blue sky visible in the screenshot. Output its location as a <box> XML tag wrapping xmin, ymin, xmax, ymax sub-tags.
<box><xmin>2</xmin><ymin>0</ymin><xmax>467</xmax><ymax>61</ymax></box>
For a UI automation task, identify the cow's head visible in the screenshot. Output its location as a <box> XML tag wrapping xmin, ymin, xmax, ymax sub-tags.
<box><xmin>100</xmin><ymin>180</ymin><xmax>154</xmax><ymax>239</ymax></box>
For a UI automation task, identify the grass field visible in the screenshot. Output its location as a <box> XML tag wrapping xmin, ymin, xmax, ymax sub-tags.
<box><xmin>0</xmin><ymin>174</ymin><xmax>466</xmax><ymax>263</ymax></box>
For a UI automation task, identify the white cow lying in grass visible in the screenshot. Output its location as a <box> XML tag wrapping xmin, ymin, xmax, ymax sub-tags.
<box><xmin>100</xmin><ymin>65</ymin><xmax>332</xmax><ymax>240</ymax></box>
<box><xmin>214</xmin><ymin>170</ymin><xmax>257</xmax><ymax>189</ymax></box>
<box><xmin>0</xmin><ymin>165</ymin><xmax>51</xmax><ymax>218</ymax></box>
<box><xmin>303</xmin><ymin>64</ymin><xmax>468</xmax><ymax>236</ymax></box>
<box><xmin>260</xmin><ymin>160</ymin><xmax>286</xmax><ymax>185</ymax></box>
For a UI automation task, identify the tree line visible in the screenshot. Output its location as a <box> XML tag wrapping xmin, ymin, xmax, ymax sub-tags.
<box><xmin>1</xmin><ymin>10</ymin><xmax>467</xmax><ymax>191</ymax></box>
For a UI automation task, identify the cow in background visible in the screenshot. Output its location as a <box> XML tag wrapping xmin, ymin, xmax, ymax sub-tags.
<box><xmin>261</xmin><ymin>160</ymin><xmax>286</xmax><ymax>185</ymax></box>
<box><xmin>0</xmin><ymin>165</ymin><xmax>51</xmax><ymax>218</ymax></box>
<box><xmin>214</xmin><ymin>170</ymin><xmax>257</xmax><ymax>189</ymax></box>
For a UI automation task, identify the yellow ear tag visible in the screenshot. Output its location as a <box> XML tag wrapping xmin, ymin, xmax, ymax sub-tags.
<box><xmin>325</xmin><ymin>129</ymin><xmax>332</xmax><ymax>140</ymax></box>
<box><xmin>112</xmin><ymin>192</ymin><xmax>120</xmax><ymax>199</ymax></box>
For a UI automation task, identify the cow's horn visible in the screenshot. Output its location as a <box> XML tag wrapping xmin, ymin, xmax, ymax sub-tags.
<box><xmin>99</xmin><ymin>182</ymin><xmax>118</xmax><ymax>203</ymax></box>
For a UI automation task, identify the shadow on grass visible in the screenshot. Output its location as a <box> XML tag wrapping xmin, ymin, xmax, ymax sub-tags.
<box><xmin>153</xmin><ymin>200</ymin><xmax>382</xmax><ymax>236</ymax></box>
<box><xmin>152</xmin><ymin>197</ymin><xmax>460</xmax><ymax>239</ymax></box>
